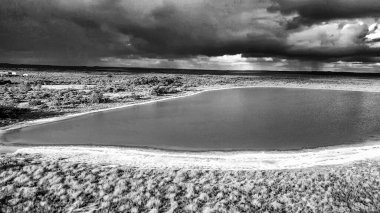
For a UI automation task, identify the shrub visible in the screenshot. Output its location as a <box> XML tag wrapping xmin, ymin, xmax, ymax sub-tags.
<box><xmin>29</xmin><ymin>99</ymin><xmax>43</xmax><ymax>106</ymax></box>
<box><xmin>0</xmin><ymin>105</ymin><xmax>31</xmax><ymax>119</ymax></box>
<box><xmin>88</xmin><ymin>91</ymin><xmax>104</xmax><ymax>104</ymax></box>
<box><xmin>35</xmin><ymin>103</ymin><xmax>48</xmax><ymax>109</ymax></box>
<box><xmin>133</xmin><ymin>76</ymin><xmax>160</xmax><ymax>86</ymax></box>
<box><xmin>150</xmin><ymin>86</ymin><xmax>181</xmax><ymax>96</ymax></box>
<box><xmin>131</xmin><ymin>92</ymin><xmax>143</xmax><ymax>100</ymax></box>
<box><xmin>0</xmin><ymin>79</ymin><xmax>12</xmax><ymax>85</ymax></box>
<box><xmin>47</xmin><ymin>100</ymin><xmax>60</xmax><ymax>108</ymax></box>
<box><xmin>20</xmin><ymin>83</ymin><xmax>32</xmax><ymax>92</ymax></box>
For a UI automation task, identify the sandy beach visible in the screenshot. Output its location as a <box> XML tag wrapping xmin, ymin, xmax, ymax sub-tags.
<box><xmin>11</xmin><ymin>141</ymin><xmax>380</xmax><ymax>170</ymax></box>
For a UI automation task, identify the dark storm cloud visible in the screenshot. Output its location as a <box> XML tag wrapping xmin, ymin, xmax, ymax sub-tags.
<box><xmin>1</xmin><ymin>0</ymin><xmax>380</xmax><ymax>66</ymax></box>
<box><xmin>0</xmin><ymin>0</ymin><xmax>136</xmax><ymax>64</ymax></box>
<box><xmin>0</xmin><ymin>0</ymin><xmax>289</xmax><ymax>65</ymax></box>
<box><xmin>269</xmin><ymin>0</ymin><xmax>380</xmax><ymax>28</ymax></box>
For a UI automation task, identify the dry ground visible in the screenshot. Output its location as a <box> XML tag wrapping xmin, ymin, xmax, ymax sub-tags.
<box><xmin>1</xmin><ymin>153</ymin><xmax>380</xmax><ymax>212</ymax></box>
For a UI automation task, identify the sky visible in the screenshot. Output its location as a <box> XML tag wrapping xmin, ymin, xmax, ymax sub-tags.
<box><xmin>1</xmin><ymin>0</ymin><xmax>380</xmax><ymax>71</ymax></box>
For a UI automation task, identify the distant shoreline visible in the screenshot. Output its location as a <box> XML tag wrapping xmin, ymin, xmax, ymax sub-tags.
<box><xmin>2</xmin><ymin>62</ymin><xmax>380</xmax><ymax>77</ymax></box>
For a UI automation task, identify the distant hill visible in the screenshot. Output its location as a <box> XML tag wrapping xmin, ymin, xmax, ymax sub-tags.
<box><xmin>1</xmin><ymin>63</ymin><xmax>380</xmax><ymax>78</ymax></box>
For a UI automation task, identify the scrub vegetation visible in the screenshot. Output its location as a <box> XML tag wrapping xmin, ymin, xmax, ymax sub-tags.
<box><xmin>0</xmin><ymin>71</ymin><xmax>259</xmax><ymax>127</ymax></box>
<box><xmin>0</xmin><ymin>73</ymin><xmax>191</xmax><ymax>127</ymax></box>
<box><xmin>0</xmin><ymin>153</ymin><xmax>380</xmax><ymax>212</ymax></box>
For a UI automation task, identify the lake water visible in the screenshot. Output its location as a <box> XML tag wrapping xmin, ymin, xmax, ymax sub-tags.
<box><xmin>2</xmin><ymin>88</ymin><xmax>380</xmax><ymax>151</ymax></box>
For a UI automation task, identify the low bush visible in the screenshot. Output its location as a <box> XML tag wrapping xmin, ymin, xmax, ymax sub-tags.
<box><xmin>88</xmin><ymin>91</ymin><xmax>106</xmax><ymax>104</ymax></box>
<box><xmin>0</xmin><ymin>105</ymin><xmax>31</xmax><ymax>119</ymax></box>
<box><xmin>28</xmin><ymin>99</ymin><xmax>43</xmax><ymax>106</ymax></box>
<box><xmin>0</xmin><ymin>80</ymin><xmax>12</xmax><ymax>85</ymax></box>
<box><xmin>133</xmin><ymin>76</ymin><xmax>160</xmax><ymax>86</ymax></box>
<box><xmin>150</xmin><ymin>86</ymin><xmax>181</xmax><ymax>96</ymax></box>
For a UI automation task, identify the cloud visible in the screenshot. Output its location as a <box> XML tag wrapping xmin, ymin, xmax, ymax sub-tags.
<box><xmin>365</xmin><ymin>23</ymin><xmax>380</xmax><ymax>48</ymax></box>
<box><xmin>269</xmin><ymin>0</ymin><xmax>380</xmax><ymax>28</ymax></box>
<box><xmin>0</xmin><ymin>0</ymin><xmax>289</xmax><ymax>65</ymax></box>
<box><xmin>101</xmin><ymin>54</ymin><xmax>258</xmax><ymax>70</ymax></box>
<box><xmin>1</xmin><ymin>0</ymin><xmax>380</xmax><ymax>69</ymax></box>
<box><xmin>285</xmin><ymin>21</ymin><xmax>370</xmax><ymax>58</ymax></box>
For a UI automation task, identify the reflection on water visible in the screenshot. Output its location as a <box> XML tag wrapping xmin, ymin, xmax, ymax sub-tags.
<box><xmin>3</xmin><ymin>88</ymin><xmax>380</xmax><ymax>151</ymax></box>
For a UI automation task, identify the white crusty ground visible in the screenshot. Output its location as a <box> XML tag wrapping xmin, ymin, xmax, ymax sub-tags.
<box><xmin>12</xmin><ymin>141</ymin><xmax>380</xmax><ymax>170</ymax></box>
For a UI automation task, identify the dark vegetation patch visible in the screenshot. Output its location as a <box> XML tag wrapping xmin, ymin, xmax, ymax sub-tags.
<box><xmin>0</xmin><ymin>105</ymin><xmax>63</xmax><ymax>127</ymax></box>
<box><xmin>0</xmin><ymin>105</ymin><xmax>31</xmax><ymax>120</ymax></box>
<box><xmin>0</xmin><ymin>79</ymin><xmax>13</xmax><ymax>85</ymax></box>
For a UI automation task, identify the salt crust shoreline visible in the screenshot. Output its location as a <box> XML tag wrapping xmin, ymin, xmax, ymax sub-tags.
<box><xmin>14</xmin><ymin>142</ymin><xmax>380</xmax><ymax>170</ymax></box>
<box><xmin>2</xmin><ymin>81</ymin><xmax>380</xmax><ymax>170</ymax></box>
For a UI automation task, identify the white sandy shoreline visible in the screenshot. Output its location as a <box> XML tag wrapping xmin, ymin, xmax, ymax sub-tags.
<box><xmin>3</xmin><ymin>81</ymin><xmax>380</xmax><ymax>170</ymax></box>
<box><xmin>13</xmin><ymin>141</ymin><xmax>380</xmax><ymax>170</ymax></box>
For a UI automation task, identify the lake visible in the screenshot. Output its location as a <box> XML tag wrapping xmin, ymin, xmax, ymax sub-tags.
<box><xmin>2</xmin><ymin>88</ymin><xmax>380</xmax><ymax>151</ymax></box>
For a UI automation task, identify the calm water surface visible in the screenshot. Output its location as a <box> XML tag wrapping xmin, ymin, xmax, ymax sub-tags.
<box><xmin>2</xmin><ymin>88</ymin><xmax>380</xmax><ymax>151</ymax></box>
